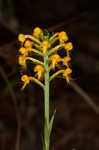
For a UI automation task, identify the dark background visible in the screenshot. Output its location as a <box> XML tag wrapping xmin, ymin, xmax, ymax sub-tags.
<box><xmin>0</xmin><ymin>0</ymin><xmax>99</xmax><ymax>150</ymax></box>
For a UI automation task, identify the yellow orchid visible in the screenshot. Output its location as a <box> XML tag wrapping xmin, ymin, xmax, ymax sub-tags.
<box><xmin>21</xmin><ymin>74</ymin><xmax>44</xmax><ymax>89</ymax></box>
<box><xmin>34</xmin><ymin>65</ymin><xmax>44</xmax><ymax>80</ymax></box>
<box><xmin>18</xmin><ymin>27</ymin><xmax>73</xmax><ymax>150</ymax></box>
<box><xmin>18</xmin><ymin>34</ymin><xmax>26</xmax><ymax>43</ymax></box>
<box><xmin>24</xmin><ymin>40</ymin><xmax>33</xmax><ymax>48</ymax></box>
<box><xmin>40</xmin><ymin>40</ymin><xmax>51</xmax><ymax>54</ymax></box>
<box><xmin>62</xmin><ymin>67</ymin><xmax>72</xmax><ymax>83</ymax></box>
<box><xmin>62</xmin><ymin>56</ymin><xmax>71</xmax><ymax>67</ymax></box>
<box><xmin>50</xmin><ymin>54</ymin><xmax>61</xmax><ymax>69</ymax></box>
<box><xmin>21</xmin><ymin>75</ymin><xmax>30</xmax><ymax>90</ymax></box>
<box><xmin>64</xmin><ymin>42</ymin><xmax>73</xmax><ymax>51</ymax></box>
<box><xmin>64</xmin><ymin>42</ymin><xmax>73</xmax><ymax>56</ymax></box>
<box><xmin>19</xmin><ymin>47</ymin><xmax>28</xmax><ymax>56</ymax></box>
<box><xmin>33</xmin><ymin>27</ymin><xmax>42</xmax><ymax>39</ymax></box>
<box><xmin>18</xmin><ymin>55</ymin><xmax>27</xmax><ymax>69</ymax></box>
<box><xmin>58</xmin><ymin>31</ymin><xmax>68</xmax><ymax>44</ymax></box>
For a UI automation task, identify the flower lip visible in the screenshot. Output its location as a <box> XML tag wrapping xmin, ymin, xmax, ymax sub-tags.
<box><xmin>34</xmin><ymin>65</ymin><xmax>44</xmax><ymax>80</ymax></box>
<box><xmin>21</xmin><ymin>75</ymin><xmax>29</xmax><ymax>82</ymax></box>
<box><xmin>19</xmin><ymin>47</ymin><xmax>28</xmax><ymax>56</ymax></box>
<box><xmin>18</xmin><ymin>55</ymin><xmax>26</xmax><ymax>69</ymax></box>
<box><xmin>62</xmin><ymin>56</ymin><xmax>71</xmax><ymax>67</ymax></box>
<box><xmin>50</xmin><ymin>54</ymin><xmax>61</xmax><ymax>69</ymax></box>
<box><xmin>59</xmin><ymin>31</ymin><xmax>68</xmax><ymax>44</ymax></box>
<box><xmin>62</xmin><ymin>68</ymin><xmax>72</xmax><ymax>83</ymax></box>
<box><xmin>24</xmin><ymin>40</ymin><xmax>33</xmax><ymax>48</ymax></box>
<box><xmin>64</xmin><ymin>42</ymin><xmax>73</xmax><ymax>51</ymax></box>
<box><xmin>40</xmin><ymin>40</ymin><xmax>51</xmax><ymax>54</ymax></box>
<box><xmin>21</xmin><ymin>75</ymin><xmax>30</xmax><ymax>90</ymax></box>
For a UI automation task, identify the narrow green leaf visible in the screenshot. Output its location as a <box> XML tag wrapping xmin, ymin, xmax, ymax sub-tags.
<box><xmin>41</xmin><ymin>136</ymin><xmax>45</xmax><ymax>150</ymax></box>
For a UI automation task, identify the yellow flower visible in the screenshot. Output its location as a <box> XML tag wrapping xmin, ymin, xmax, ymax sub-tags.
<box><xmin>34</xmin><ymin>65</ymin><xmax>44</xmax><ymax>80</ymax></box>
<box><xmin>64</xmin><ymin>42</ymin><xmax>73</xmax><ymax>51</ymax></box>
<box><xmin>50</xmin><ymin>54</ymin><xmax>61</xmax><ymax>69</ymax></box>
<box><xmin>21</xmin><ymin>75</ymin><xmax>30</xmax><ymax>90</ymax></box>
<box><xmin>18</xmin><ymin>56</ymin><xmax>26</xmax><ymax>69</ymax></box>
<box><xmin>33</xmin><ymin>27</ymin><xmax>42</xmax><ymax>39</ymax></box>
<box><xmin>19</xmin><ymin>47</ymin><xmax>28</xmax><ymax>56</ymax></box>
<box><xmin>62</xmin><ymin>56</ymin><xmax>71</xmax><ymax>67</ymax></box>
<box><xmin>62</xmin><ymin>67</ymin><xmax>72</xmax><ymax>83</ymax></box>
<box><xmin>24</xmin><ymin>40</ymin><xmax>33</xmax><ymax>48</ymax></box>
<box><xmin>40</xmin><ymin>40</ymin><xmax>51</xmax><ymax>54</ymax></box>
<box><xmin>18</xmin><ymin>34</ymin><xmax>26</xmax><ymax>43</ymax></box>
<box><xmin>59</xmin><ymin>31</ymin><xmax>68</xmax><ymax>44</ymax></box>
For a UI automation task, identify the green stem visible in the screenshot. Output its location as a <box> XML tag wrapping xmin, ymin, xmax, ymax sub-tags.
<box><xmin>49</xmin><ymin>33</ymin><xmax>59</xmax><ymax>43</ymax></box>
<box><xmin>49</xmin><ymin>70</ymin><xmax>64</xmax><ymax>82</ymax></box>
<box><xmin>29</xmin><ymin>77</ymin><xmax>45</xmax><ymax>89</ymax></box>
<box><xmin>26</xmin><ymin>57</ymin><xmax>44</xmax><ymax>66</ymax></box>
<box><xmin>28</xmin><ymin>48</ymin><xmax>43</xmax><ymax>56</ymax></box>
<box><xmin>44</xmin><ymin>51</ymin><xmax>50</xmax><ymax>150</ymax></box>
<box><xmin>25</xmin><ymin>35</ymin><xmax>41</xmax><ymax>45</ymax></box>
<box><xmin>48</xmin><ymin>44</ymin><xmax>63</xmax><ymax>56</ymax></box>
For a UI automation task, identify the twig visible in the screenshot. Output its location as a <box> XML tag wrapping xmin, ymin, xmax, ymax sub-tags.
<box><xmin>70</xmin><ymin>80</ymin><xmax>99</xmax><ymax>115</ymax></box>
<box><xmin>0</xmin><ymin>65</ymin><xmax>21</xmax><ymax>150</ymax></box>
<box><xmin>52</xmin><ymin>128</ymin><xmax>81</xmax><ymax>150</ymax></box>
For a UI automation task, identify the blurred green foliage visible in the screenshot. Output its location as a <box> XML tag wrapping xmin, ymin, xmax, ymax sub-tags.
<box><xmin>0</xmin><ymin>0</ymin><xmax>15</xmax><ymax>16</ymax></box>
